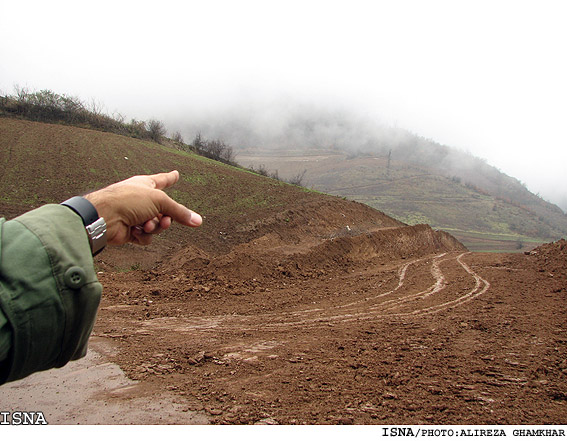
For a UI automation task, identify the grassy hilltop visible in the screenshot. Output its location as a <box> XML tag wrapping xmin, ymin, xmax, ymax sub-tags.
<box><xmin>0</xmin><ymin>117</ymin><xmax>408</xmax><ymax>269</ymax></box>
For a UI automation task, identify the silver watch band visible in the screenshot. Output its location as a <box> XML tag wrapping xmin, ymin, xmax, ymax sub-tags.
<box><xmin>86</xmin><ymin>217</ymin><xmax>107</xmax><ymax>256</ymax></box>
<box><xmin>61</xmin><ymin>196</ymin><xmax>107</xmax><ymax>256</ymax></box>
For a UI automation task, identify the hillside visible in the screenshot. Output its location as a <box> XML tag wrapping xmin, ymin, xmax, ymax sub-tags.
<box><xmin>173</xmin><ymin>105</ymin><xmax>566</xmax><ymax>252</ymax></box>
<box><xmin>237</xmin><ymin>146</ymin><xmax>567</xmax><ymax>252</ymax></box>
<box><xmin>1</xmin><ymin>118</ymin><xmax>566</xmax><ymax>425</ymax></box>
<box><xmin>0</xmin><ymin>118</ymin><xmax>458</xmax><ymax>267</ymax></box>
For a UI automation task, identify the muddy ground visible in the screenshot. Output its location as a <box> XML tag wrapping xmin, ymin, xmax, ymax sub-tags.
<box><xmin>91</xmin><ymin>223</ymin><xmax>566</xmax><ymax>425</ymax></box>
<box><xmin>0</xmin><ymin>118</ymin><xmax>565</xmax><ymax>425</ymax></box>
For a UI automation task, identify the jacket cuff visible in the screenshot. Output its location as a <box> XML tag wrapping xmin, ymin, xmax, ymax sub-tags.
<box><xmin>0</xmin><ymin>205</ymin><xmax>102</xmax><ymax>383</ymax></box>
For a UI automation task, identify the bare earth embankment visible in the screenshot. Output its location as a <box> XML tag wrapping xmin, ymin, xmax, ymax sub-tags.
<box><xmin>0</xmin><ymin>118</ymin><xmax>565</xmax><ymax>424</ymax></box>
<box><xmin>93</xmin><ymin>227</ymin><xmax>567</xmax><ymax>424</ymax></box>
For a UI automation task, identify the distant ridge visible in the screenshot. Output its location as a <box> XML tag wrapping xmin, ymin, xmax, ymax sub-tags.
<box><xmin>237</xmin><ymin>144</ymin><xmax>566</xmax><ymax>252</ymax></box>
<box><xmin>0</xmin><ymin>117</ymin><xmax>463</xmax><ymax>270</ymax></box>
<box><xmin>171</xmin><ymin>101</ymin><xmax>566</xmax><ymax>251</ymax></box>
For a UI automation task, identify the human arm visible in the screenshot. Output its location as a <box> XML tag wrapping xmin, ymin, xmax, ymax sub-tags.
<box><xmin>0</xmin><ymin>205</ymin><xmax>102</xmax><ymax>384</ymax></box>
<box><xmin>0</xmin><ymin>170</ymin><xmax>201</xmax><ymax>384</ymax></box>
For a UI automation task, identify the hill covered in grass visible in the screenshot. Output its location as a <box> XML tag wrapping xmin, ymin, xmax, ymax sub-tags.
<box><xmin>2</xmin><ymin>117</ymin><xmax>451</xmax><ymax>269</ymax></box>
<box><xmin>237</xmin><ymin>145</ymin><xmax>567</xmax><ymax>252</ymax></box>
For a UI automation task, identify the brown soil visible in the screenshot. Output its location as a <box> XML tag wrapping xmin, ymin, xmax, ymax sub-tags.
<box><xmin>1</xmin><ymin>118</ymin><xmax>566</xmax><ymax>424</ymax></box>
<box><xmin>93</xmin><ymin>213</ymin><xmax>567</xmax><ymax>424</ymax></box>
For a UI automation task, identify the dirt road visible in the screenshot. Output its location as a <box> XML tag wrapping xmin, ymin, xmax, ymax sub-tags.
<box><xmin>1</xmin><ymin>118</ymin><xmax>564</xmax><ymax>425</ymax></box>
<box><xmin>91</xmin><ymin>229</ymin><xmax>567</xmax><ymax>424</ymax></box>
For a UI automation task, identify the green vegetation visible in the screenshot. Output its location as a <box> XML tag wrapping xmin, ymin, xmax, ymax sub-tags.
<box><xmin>242</xmin><ymin>149</ymin><xmax>566</xmax><ymax>251</ymax></box>
<box><xmin>320</xmin><ymin>161</ymin><xmax>563</xmax><ymax>252</ymax></box>
<box><xmin>115</xmin><ymin>262</ymin><xmax>143</xmax><ymax>273</ymax></box>
<box><xmin>0</xmin><ymin>87</ymin><xmax>162</xmax><ymax>142</ymax></box>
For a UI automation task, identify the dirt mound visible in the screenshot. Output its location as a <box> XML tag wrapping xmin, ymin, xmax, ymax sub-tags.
<box><xmin>527</xmin><ymin>239</ymin><xmax>567</xmax><ymax>294</ymax></box>
<box><xmin>165</xmin><ymin>211</ymin><xmax>465</xmax><ymax>287</ymax></box>
<box><xmin>223</xmin><ymin>198</ymin><xmax>405</xmax><ymax>255</ymax></box>
<box><xmin>530</xmin><ymin>239</ymin><xmax>567</xmax><ymax>272</ymax></box>
<box><xmin>162</xmin><ymin>194</ymin><xmax>410</xmax><ymax>277</ymax></box>
<box><xmin>291</xmin><ymin>224</ymin><xmax>466</xmax><ymax>268</ymax></box>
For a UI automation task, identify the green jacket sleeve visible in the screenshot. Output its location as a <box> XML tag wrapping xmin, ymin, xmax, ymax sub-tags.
<box><xmin>0</xmin><ymin>204</ymin><xmax>102</xmax><ymax>384</ymax></box>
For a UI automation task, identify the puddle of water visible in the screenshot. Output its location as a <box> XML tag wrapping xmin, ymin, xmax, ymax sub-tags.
<box><xmin>0</xmin><ymin>337</ymin><xmax>208</xmax><ymax>425</ymax></box>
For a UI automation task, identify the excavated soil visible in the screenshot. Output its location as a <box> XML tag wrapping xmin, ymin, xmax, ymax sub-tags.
<box><xmin>92</xmin><ymin>216</ymin><xmax>567</xmax><ymax>424</ymax></box>
<box><xmin>1</xmin><ymin>119</ymin><xmax>565</xmax><ymax>424</ymax></box>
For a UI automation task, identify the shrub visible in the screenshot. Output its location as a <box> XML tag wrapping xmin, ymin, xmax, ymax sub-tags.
<box><xmin>0</xmin><ymin>87</ymin><xmax>246</xmax><ymax>168</ymax></box>
<box><xmin>0</xmin><ymin>87</ymin><xmax>159</xmax><ymax>141</ymax></box>
<box><xmin>147</xmin><ymin>119</ymin><xmax>166</xmax><ymax>144</ymax></box>
<box><xmin>254</xmin><ymin>164</ymin><xmax>269</xmax><ymax>176</ymax></box>
<box><xmin>288</xmin><ymin>169</ymin><xmax>307</xmax><ymax>186</ymax></box>
<box><xmin>172</xmin><ymin>131</ymin><xmax>184</xmax><ymax>144</ymax></box>
<box><xmin>192</xmin><ymin>133</ymin><xmax>236</xmax><ymax>166</ymax></box>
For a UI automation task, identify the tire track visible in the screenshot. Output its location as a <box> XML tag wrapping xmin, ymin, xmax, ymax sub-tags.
<box><xmin>338</xmin><ymin>255</ymin><xmax>432</xmax><ymax>309</ymax></box>
<box><xmin>142</xmin><ymin>252</ymin><xmax>490</xmax><ymax>334</ymax></box>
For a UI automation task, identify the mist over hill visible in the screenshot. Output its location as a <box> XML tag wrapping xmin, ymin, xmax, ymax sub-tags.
<box><xmin>172</xmin><ymin>99</ymin><xmax>403</xmax><ymax>153</ymax></box>
<box><xmin>170</xmin><ymin>99</ymin><xmax>567</xmax><ymax>249</ymax></box>
<box><xmin>170</xmin><ymin>98</ymin><xmax>564</xmax><ymax>210</ymax></box>
<box><xmin>1</xmin><ymin>85</ymin><xmax>563</xmax><ymax>250</ymax></box>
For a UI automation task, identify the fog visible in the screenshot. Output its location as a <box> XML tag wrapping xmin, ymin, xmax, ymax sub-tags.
<box><xmin>1</xmin><ymin>0</ymin><xmax>566</xmax><ymax>210</ymax></box>
<box><xmin>165</xmin><ymin>93</ymin><xmax>566</xmax><ymax>212</ymax></box>
<box><xmin>167</xmin><ymin>95</ymin><xmax>391</xmax><ymax>151</ymax></box>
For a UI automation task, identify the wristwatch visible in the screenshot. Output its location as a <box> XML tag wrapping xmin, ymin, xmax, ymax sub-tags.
<box><xmin>61</xmin><ymin>196</ymin><xmax>107</xmax><ymax>256</ymax></box>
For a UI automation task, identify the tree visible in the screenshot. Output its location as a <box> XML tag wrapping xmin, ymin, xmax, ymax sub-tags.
<box><xmin>172</xmin><ymin>131</ymin><xmax>184</xmax><ymax>144</ymax></box>
<box><xmin>147</xmin><ymin>119</ymin><xmax>166</xmax><ymax>144</ymax></box>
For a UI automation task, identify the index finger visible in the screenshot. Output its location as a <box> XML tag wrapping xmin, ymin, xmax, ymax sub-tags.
<box><xmin>151</xmin><ymin>190</ymin><xmax>202</xmax><ymax>227</ymax></box>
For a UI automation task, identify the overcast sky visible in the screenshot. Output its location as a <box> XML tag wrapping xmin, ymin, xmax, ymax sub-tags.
<box><xmin>1</xmin><ymin>0</ymin><xmax>566</xmax><ymax>210</ymax></box>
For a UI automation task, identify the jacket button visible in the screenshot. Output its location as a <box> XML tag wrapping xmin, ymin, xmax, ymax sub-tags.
<box><xmin>64</xmin><ymin>267</ymin><xmax>87</xmax><ymax>289</ymax></box>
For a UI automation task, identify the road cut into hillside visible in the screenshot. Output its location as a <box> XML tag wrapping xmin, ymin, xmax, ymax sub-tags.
<box><xmin>1</xmin><ymin>116</ymin><xmax>565</xmax><ymax>425</ymax></box>
<box><xmin>87</xmin><ymin>223</ymin><xmax>566</xmax><ymax>424</ymax></box>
